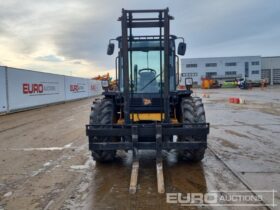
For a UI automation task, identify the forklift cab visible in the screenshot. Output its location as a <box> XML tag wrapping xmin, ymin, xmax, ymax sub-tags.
<box><xmin>105</xmin><ymin>9</ymin><xmax>188</xmax><ymax>123</ymax></box>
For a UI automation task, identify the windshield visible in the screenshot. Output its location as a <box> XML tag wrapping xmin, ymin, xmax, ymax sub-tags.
<box><xmin>129</xmin><ymin>48</ymin><xmax>164</xmax><ymax>93</ymax></box>
<box><xmin>118</xmin><ymin>39</ymin><xmax>175</xmax><ymax>93</ymax></box>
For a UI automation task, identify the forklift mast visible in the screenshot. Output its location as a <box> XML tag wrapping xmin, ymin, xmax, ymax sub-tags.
<box><xmin>118</xmin><ymin>8</ymin><xmax>172</xmax><ymax>124</ymax></box>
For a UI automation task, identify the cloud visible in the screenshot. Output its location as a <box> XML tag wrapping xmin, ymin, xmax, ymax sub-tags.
<box><xmin>72</xmin><ymin>61</ymin><xmax>83</xmax><ymax>65</ymax></box>
<box><xmin>0</xmin><ymin>0</ymin><xmax>279</xmax><ymax>76</ymax></box>
<box><xmin>52</xmin><ymin>0</ymin><xmax>170</xmax><ymax>69</ymax></box>
<box><xmin>169</xmin><ymin>0</ymin><xmax>280</xmax><ymax>57</ymax></box>
<box><xmin>35</xmin><ymin>54</ymin><xmax>64</xmax><ymax>62</ymax></box>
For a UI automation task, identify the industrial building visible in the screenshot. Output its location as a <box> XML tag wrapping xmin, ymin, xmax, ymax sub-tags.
<box><xmin>181</xmin><ymin>56</ymin><xmax>280</xmax><ymax>85</ymax></box>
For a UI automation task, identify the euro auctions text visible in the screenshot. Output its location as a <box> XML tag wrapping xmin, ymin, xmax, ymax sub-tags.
<box><xmin>166</xmin><ymin>190</ymin><xmax>277</xmax><ymax>207</ymax></box>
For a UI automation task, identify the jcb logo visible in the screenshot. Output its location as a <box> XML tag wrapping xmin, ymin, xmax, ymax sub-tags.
<box><xmin>143</xmin><ymin>98</ymin><xmax>152</xmax><ymax>105</ymax></box>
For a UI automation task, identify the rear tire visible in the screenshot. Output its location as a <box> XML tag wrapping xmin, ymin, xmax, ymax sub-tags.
<box><xmin>178</xmin><ymin>97</ymin><xmax>207</xmax><ymax>162</ymax></box>
<box><xmin>89</xmin><ymin>99</ymin><xmax>117</xmax><ymax>162</ymax></box>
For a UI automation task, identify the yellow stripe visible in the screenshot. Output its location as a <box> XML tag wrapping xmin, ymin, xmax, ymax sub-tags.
<box><xmin>130</xmin><ymin>113</ymin><xmax>164</xmax><ymax>121</ymax></box>
<box><xmin>117</xmin><ymin>114</ymin><xmax>179</xmax><ymax>124</ymax></box>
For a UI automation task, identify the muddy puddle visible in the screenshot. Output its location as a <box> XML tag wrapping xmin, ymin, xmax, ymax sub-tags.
<box><xmin>86</xmin><ymin>151</ymin><xmax>207</xmax><ymax>210</ymax></box>
<box><xmin>83</xmin><ymin>150</ymin><xmax>265</xmax><ymax>210</ymax></box>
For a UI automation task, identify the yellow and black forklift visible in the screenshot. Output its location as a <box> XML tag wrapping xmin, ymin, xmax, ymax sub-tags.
<box><xmin>86</xmin><ymin>8</ymin><xmax>209</xmax><ymax>193</ymax></box>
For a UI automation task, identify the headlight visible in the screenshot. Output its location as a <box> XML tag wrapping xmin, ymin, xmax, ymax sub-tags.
<box><xmin>101</xmin><ymin>80</ymin><xmax>109</xmax><ymax>88</ymax></box>
<box><xmin>185</xmin><ymin>78</ymin><xmax>193</xmax><ymax>86</ymax></box>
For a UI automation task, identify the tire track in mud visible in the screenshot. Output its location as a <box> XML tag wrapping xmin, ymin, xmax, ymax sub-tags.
<box><xmin>207</xmin><ymin>145</ymin><xmax>272</xmax><ymax>210</ymax></box>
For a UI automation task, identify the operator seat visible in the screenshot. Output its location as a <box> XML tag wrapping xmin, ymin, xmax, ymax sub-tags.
<box><xmin>138</xmin><ymin>71</ymin><xmax>158</xmax><ymax>92</ymax></box>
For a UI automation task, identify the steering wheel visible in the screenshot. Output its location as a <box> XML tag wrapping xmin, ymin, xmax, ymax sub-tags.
<box><xmin>138</xmin><ymin>68</ymin><xmax>157</xmax><ymax>75</ymax></box>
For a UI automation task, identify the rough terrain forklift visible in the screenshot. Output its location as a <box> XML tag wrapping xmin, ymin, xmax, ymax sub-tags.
<box><xmin>86</xmin><ymin>8</ymin><xmax>209</xmax><ymax>193</ymax></box>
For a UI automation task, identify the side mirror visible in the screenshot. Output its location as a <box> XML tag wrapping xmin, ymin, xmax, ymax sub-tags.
<box><xmin>178</xmin><ymin>42</ymin><xmax>186</xmax><ymax>56</ymax></box>
<box><xmin>107</xmin><ymin>43</ymin><xmax>115</xmax><ymax>55</ymax></box>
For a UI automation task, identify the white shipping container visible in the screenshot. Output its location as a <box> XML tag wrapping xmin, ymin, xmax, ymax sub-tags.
<box><xmin>88</xmin><ymin>80</ymin><xmax>102</xmax><ymax>97</ymax></box>
<box><xmin>64</xmin><ymin>76</ymin><xmax>89</xmax><ymax>100</ymax></box>
<box><xmin>7</xmin><ymin>68</ymin><xmax>65</xmax><ymax>110</ymax></box>
<box><xmin>0</xmin><ymin>66</ymin><xmax>8</xmax><ymax>112</ymax></box>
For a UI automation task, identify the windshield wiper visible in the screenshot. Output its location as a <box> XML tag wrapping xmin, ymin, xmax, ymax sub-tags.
<box><xmin>140</xmin><ymin>73</ymin><xmax>161</xmax><ymax>91</ymax></box>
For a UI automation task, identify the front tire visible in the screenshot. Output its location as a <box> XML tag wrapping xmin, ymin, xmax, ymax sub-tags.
<box><xmin>178</xmin><ymin>97</ymin><xmax>207</xmax><ymax>162</ymax></box>
<box><xmin>89</xmin><ymin>99</ymin><xmax>117</xmax><ymax>162</ymax></box>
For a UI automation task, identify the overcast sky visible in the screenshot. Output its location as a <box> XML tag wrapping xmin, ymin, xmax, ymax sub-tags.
<box><xmin>0</xmin><ymin>0</ymin><xmax>279</xmax><ymax>78</ymax></box>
